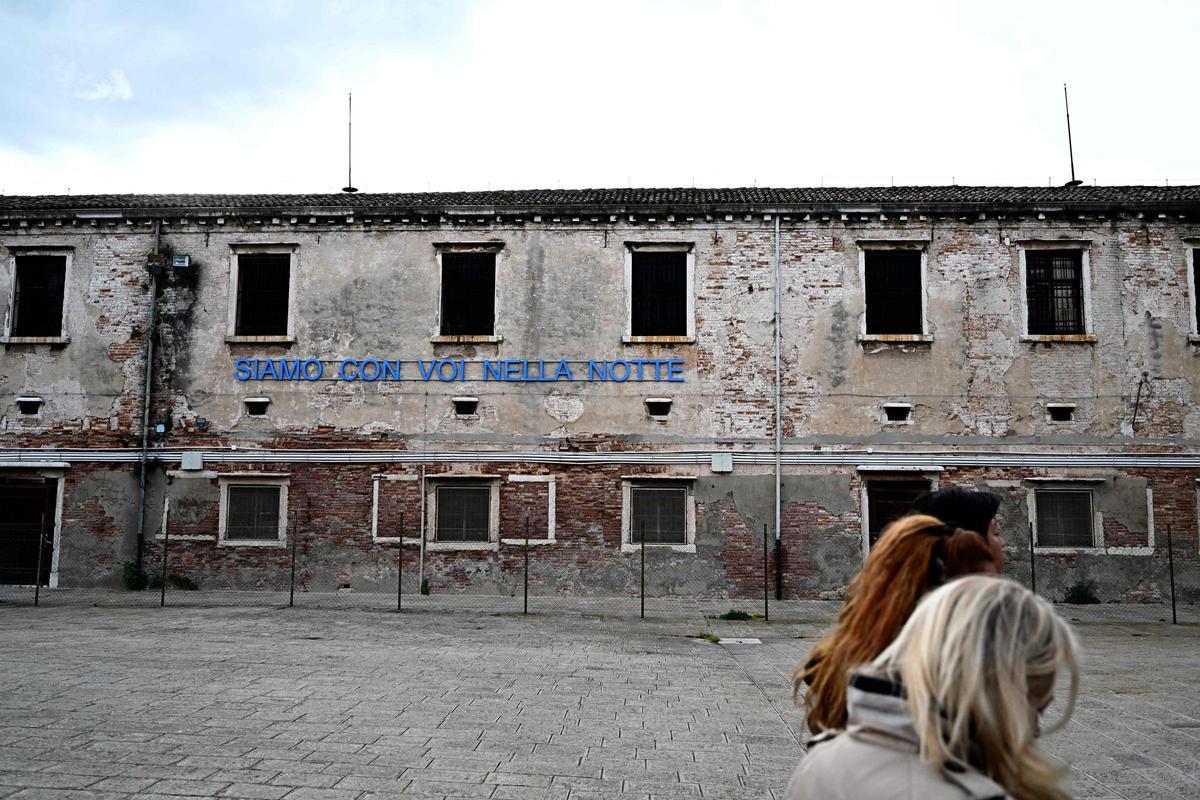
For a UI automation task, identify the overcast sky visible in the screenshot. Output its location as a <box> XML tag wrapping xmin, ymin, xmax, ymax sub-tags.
<box><xmin>1</xmin><ymin>0</ymin><xmax>1197</xmax><ymax>195</ymax></box>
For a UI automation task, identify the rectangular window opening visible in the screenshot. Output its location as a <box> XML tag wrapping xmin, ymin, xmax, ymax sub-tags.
<box><xmin>630</xmin><ymin>485</ymin><xmax>688</xmax><ymax>544</ymax></box>
<box><xmin>1193</xmin><ymin>248</ymin><xmax>1199</xmax><ymax>333</ymax></box>
<box><xmin>440</xmin><ymin>252</ymin><xmax>496</xmax><ymax>336</ymax></box>
<box><xmin>866</xmin><ymin>479</ymin><xmax>931</xmax><ymax>549</ymax></box>
<box><xmin>1026</xmin><ymin>250</ymin><xmax>1085</xmax><ymax>335</ymax></box>
<box><xmin>1047</xmin><ymin>404</ymin><xmax>1075</xmax><ymax>423</ymax></box>
<box><xmin>1035</xmin><ymin>489</ymin><xmax>1093</xmax><ymax>548</ymax></box>
<box><xmin>11</xmin><ymin>255</ymin><xmax>67</xmax><ymax>337</ymax></box>
<box><xmin>235</xmin><ymin>253</ymin><xmax>291</xmax><ymax>336</ymax></box>
<box><xmin>243</xmin><ymin>398</ymin><xmax>271</xmax><ymax>416</ymax></box>
<box><xmin>883</xmin><ymin>403</ymin><xmax>912</xmax><ymax>423</ymax></box>
<box><xmin>435</xmin><ymin>484</ymin><xmax>491</xmax><ymax>542</ymax></box>
<box><xmin>0</xmin><ymin>479</ymin><xmax>56</xmax><ymax>585</ymax></box>
<box><xmin>864</xmin><ymin>250</ymin><xmax>922</xmax><ymax>335</ymax></box>
<box><xmin>225</xmin><ymin>485</ymin><xmax>282</xmax><ymax>541</ymax></box>
<box><xmin>631</xmin><ymin>250</ymin><xmax>687</xmax><ymax>336</ymax></box>
<box><xmin>452</xmin><ymin>396</ymin><xmax>479</xmax><ymax>416</ymax></box>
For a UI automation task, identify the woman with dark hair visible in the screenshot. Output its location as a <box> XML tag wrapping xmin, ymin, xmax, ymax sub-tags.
<box><xmin>793</xmin><ymin>500</ymin><xmax>1003</xmax><ymax>734</ymax></box>
<box><xmin>913</xmin><ymin>486</ymin><xmax>1005</xmax><ymax>570</ymax></box>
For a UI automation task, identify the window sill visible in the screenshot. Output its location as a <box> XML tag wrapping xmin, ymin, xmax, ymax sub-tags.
<box><xmin>621</xmin><ymin>543</ymin><xmax>696</xmax><ymax>554</ymax></box>
<box><xmin>1020</xmin><ymin>334</ymin><xmax>1097</xmax><ymax>344</ymax></box>
<box><xmin>622</xmin><ymin>335</ymin><xmax>696</xmax><ymax>345</ymax></box>
<box><xmin>1032</xmin><ymin>546</ymin><xmax>1102</xmax><ymax>555</ymax></box>
<box><xmin>858</xmin><ymin>334</ymin><xmax>933</xmax><ymax>345</ymax></box>
<box><xmin>501</xmin><ymin>537</ymin><xmax>555</xmax><ymax>546</ymax></box>
<box><xmin>218</xmin><ymin>539</ymin><xmax>288</xmax><ymax>548</ymax></box>
<box><xmin>426</xmin><ymin>541</ymin><xmax>498</xmax><ymax>551</ymax></box>
<box><xmin>156</xmin><ymin>534</ymin><xmax>216</xmax><ymax>542</ymax></box>
<box><xmin>1</xmin><ymin>335</ymin><xmax>69</xmax><ymax>346</ymax></box>
<box><xmin>226</xmin><ymin>335</ymin><xmax>295</xmax><ymax>346</ymax></box>
<box><xmin>431</xmin><ymin>335</ymin><xmax>502</xmax><ymax>344</ymax></box>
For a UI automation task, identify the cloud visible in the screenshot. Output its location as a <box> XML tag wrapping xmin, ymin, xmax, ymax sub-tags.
<box><xmin>74</xmin><ymin>68</ymin><xmax>133</xmax><ymax>102</ymax></box>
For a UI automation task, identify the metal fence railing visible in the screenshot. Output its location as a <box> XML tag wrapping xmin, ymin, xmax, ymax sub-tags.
<box><xmin>2</xmin><ymin>517</ymin><xmax>1196</xmax><ymax>625</ymax></box>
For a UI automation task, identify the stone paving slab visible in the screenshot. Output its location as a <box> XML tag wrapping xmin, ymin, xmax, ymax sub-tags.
<box><xmin>0</xmin><ymin>606</ymin><xmax>1197</xmax><ymax>798</ymax></box>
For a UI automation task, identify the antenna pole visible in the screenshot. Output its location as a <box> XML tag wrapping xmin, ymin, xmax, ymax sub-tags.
<box><xmin>342</xmin><ymin>92</ymin><xmax>357</xmax><ymax>193</ymax></box>
<box><xmin>1063</xmin><ymin>84</ymin><xmax>1081</xmax><ymax>187</ymax></box>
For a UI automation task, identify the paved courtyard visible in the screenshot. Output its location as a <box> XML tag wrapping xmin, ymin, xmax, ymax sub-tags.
<box><xmin>0</xmin><ymin>606</ymin><xmax>1196</xmax><ymax>799</ymax></box>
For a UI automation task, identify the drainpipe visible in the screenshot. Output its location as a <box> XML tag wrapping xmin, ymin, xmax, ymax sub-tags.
<box><xmin>134</xmin><ymin>223</ymin><xmax>160</xmax><ymax>575</ymax></box>
<box><xmin>773</xmin><ymin>214</ymin><xmax>782</xmax><ymax>599</ymax></box>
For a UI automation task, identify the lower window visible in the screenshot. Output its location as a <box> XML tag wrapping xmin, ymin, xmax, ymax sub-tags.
<box><xmin>623</xmin><ymin>480</ymin><xmax>695</xmax><ymax>549</ymax></box>
<box><xmin>434</xmin><ymin>483</ymin><xmax>493</xmax><ymax>543</ymax></box>
<box><xmin>219</xmin><ymin>478</ymin><xmax>288</xmax><ymax>545</ymax></box>
<box><xmin>865</xmin><ymin>478</ymin><xmax>931</xmax><ymax>549</ymax></box>
<box><xmin>1034</xmin><ymin>489</ymin><xmax>1094</xmax><ymax>548</ymax></box>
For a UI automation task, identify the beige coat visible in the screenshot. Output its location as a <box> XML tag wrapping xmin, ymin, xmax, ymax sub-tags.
<box><xmin>786</xmin><ymin>673</ymin><xmax>1014</xmax><ymax>800</ymax></box>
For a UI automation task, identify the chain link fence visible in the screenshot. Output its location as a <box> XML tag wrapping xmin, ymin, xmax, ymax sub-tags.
<box><xmin>2</xmin><ymin>515</ymin><xmax>1196</xmax><ymax>625</ymax></box>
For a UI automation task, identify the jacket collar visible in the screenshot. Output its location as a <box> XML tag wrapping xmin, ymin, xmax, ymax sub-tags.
<box><xmin>841</xmin><ymin>670</ymin><xmax>1013</xmax><ymax>800</ymax></box>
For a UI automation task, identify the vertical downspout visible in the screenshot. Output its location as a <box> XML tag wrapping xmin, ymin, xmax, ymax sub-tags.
<box><xmin>134</xmin><ymin>223</ymin><xmax>160</xmax><ymax>575</ymax></box>
<box><xmin>418</xmin><ymin>392</ymin><xmax>428</xmax><ymax>586</ymax></box>
<box><xmin>773</xmin><ymin>215</ymin><xmax>782</xmax><ymax>578</ymax></box>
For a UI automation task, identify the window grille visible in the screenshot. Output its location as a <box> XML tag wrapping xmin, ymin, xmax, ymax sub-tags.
<box><xmin>866</xmin><ymin>479</ymin><xmax>931</xmax><ymax>548</ymax></box>
<box><xmin>1035</xmin><ymin>490</ymin><xmax>1093</xmax><ymax>547</ymax></box>
<box><xmin>226</xmin><ymin>485</ymin><xmax>281</xmax><ymax>541</ymax></box>
<box><xmin>631</xmin><ymin>251</ymin><xmax>687</xmax><ymax>336</ymax></box>
<box><xmin>235</xmin><ymin>254</ymin><xmax>290</xmax><ymax>336</ymax></box>
<box><xmin>864</xmin><ymin>250</ymin><xmax>922</xmax><ymax>334</ymax></box>
<box><xmin>435</xmin><ymin>485</ymin><xmax>491</xmax><ymax>542</ymax></box>
<box><xmin>1193</xmin><ymin>249</ymin><xmax>1199</xmax><ymax>332</ymax></box>
<box><xmin>11</xmin><ymin>256</ymin><xmax>67</xmax><ymax>337</ymax></box>
<box><xmin>630</xmin><ymin>485</ymin><xmax>687</xmax><ymax>544</ymax></box>
<box><xmin>1025</xmin><ymin>250</ymin><xmax>1084</xmax><ymax>335</ymax></box>
<box><xmin>440</xmin><ymin>252</ymin><xmax>496</xmax><ymax>336</ymax></box>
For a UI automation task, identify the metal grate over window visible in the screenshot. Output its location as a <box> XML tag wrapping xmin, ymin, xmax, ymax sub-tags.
<box><xmin>226</xmin><ymin>485</ymin><xmax>281</xmax><ymax>541</ymax></box>
<box><xmin>864</xmin><ymin>250</ymin><xmax>922</xmax><ymax>334</ymax></box>
<box><xmin>630</xmin><ymin>485</ymin><xmax>687</xmax><ymax>544</ymax></box>
<box><xmin>1193</xmin><ymin>249</ymin><xmax>1199</xmax><ymax>333</ymax></box>
<box><xmin>866</xmin><ymin>479</ymin><xmax>931</xmax><ymax>548</ymax></box>
<box><xmin>235</xmin><ymin>254</ymin><xmax>291</xmax><ymax>336</ymax></box>
<box><xmin>1035</xmin><ymin>490</ymin><xmax>1093</xmax><ymax>548</ymax></box>
<box><xmin>435</xmin><ymin>484</ymin><xmax>491</xmax><ymax>542</ymax></box>
<box><xmin>631</xmin><ymin>251</ymin><xmax>687</xmax><ymax>336</ymax></box>
<box><xmin>440</xmin><ymin>252</ymin><xmax>496</xmax><ymax>336</ymax></box>
<box><xmin>1025</xmin><ymin>250</ymin><xmax>1084</xmax><ymax>335</ymax></box>
<box><xmin>11</xmin><ymin>256</ymin><xmax>67</xmax><ymax>337</ymax></box>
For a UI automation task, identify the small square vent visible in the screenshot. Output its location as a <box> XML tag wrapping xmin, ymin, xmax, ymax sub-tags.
<box><xmin>453</xmin><ymin>396</ymin><xmax>479</xmax><ymax>417</ymax></box>
<box><xmin>1047</xmin><ymin>403</ymin><xmax>1076</xmax><ymax>422</ymax></box>
<box><xmin>645</xmin><ymin>397</ymin><xmax>673</xmax><ymax>418</ymax></box>
<box><xmin>16</xmin><ymin>396</ymin><xmax>43</xmax><ymax>416</ymax></box>
<box><xmin>883</xmin><ymin>403</ymin><xmax>912</xmax><ymax>423</ymax></box>
<box><xmin>244</xmin><ymin>397</ymin><xmax>271</xmax><ymax>416</ymax></box>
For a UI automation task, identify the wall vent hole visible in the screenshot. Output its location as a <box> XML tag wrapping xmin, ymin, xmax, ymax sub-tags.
<box><xmin>244</xmin><ymin>398</ymin><xmax>271</xmax><ymax>416</ymax></box>
<box><xmin>645</xmin><ymin>398</ymin><xmax>673</xmax><ymax>418</ymax></box>
<box><xmin>1048</xmin><ymin>405</ymin><xmax>1075</xmax><ymax>422</ymax></box>
<box><xmin>16</xmin><ymin>397</ymin><xmax>43</xmax><ymax>416</ymax></box>
<box><xmin>453</xmin><ymin>396</ymin><xmax>479</xmax><ymax>416</ymax></box>
<box><xmin>883</xmin><ymin>404</ymin><xmax>912</xmax><ymax>422</ymax></box>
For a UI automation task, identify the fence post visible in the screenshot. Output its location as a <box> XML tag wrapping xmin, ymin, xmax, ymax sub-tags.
<box><xmin>1166</xmin><ymin>523</ymin><xmax>1177</xmax><ymax>625</ymax></box>
<box><xmin>763</xmin><ymin>524</ymin><xmax>769</xmax><ymax>622</ymax></box>
<box><xmin>397</xmin><ymin>511</ymin><xmax>403</xmax><ymax>613</ymax></box>
<box><xmin>33</xmin><ymin>529</ymin><xmax>46</xmax><ymax>607</ymax></box>
<box><xmin>159</xmin><ymin>516</ymin><xmax>170</xmax><ymax>607</ymax></box>
<box><xmin>640</xmin><ymin>520</ymin><xmax>646</xmax><ymax>620</ymax></box>
<box><xmin>289</xmin><ymin>527</ymin><xmax>297</xmax><ymax>608</ymax></box>
<box><xmin>1027</xmin><ymin>521</ymin><xmax>1037</xmax><ymax>595</ymax></box>
<box><xmin>523</xmin><ymin>516</ymin><xmax>530</xmax><ymax>615</ymax></box>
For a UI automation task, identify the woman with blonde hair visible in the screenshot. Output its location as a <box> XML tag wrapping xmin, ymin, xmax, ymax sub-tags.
<box><xmin>787</xmin><ymin>576</ymin><xmax>1080</xmax><ymax>800</ymax></box>
<box><xmin>794</xmin><ymin>514</ymin><xmax>1001</xmax><ymax>733</ymax></box>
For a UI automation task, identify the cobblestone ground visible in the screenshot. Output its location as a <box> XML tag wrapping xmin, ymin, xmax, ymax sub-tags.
<box><xmin>0</xmin><ymin>606</ymin><xmax>1196</xmax><ymax>799</ymax></box>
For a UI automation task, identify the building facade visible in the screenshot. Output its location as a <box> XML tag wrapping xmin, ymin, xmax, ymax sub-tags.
<box><xmin>1</xmin><ymin>187</ymin><xmax>1197</xmax><ymax>603</ymax></box>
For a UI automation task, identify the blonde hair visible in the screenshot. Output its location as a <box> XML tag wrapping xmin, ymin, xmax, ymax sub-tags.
<box><xmin>876</xmin><ymin>576</ymin><xmax>1080</xmax><ymax>800</ymax></box>
<box><xmin>793</xmin><ymin>514</ymin><xmax>1000</xmax><ymax>733</ymax></box>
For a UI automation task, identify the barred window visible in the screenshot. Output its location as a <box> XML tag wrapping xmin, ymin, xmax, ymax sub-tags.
<box><xmin>435</xmin><ymin>484</ymin><xmax>492</xmax><ymax>542</ymax></box>
<box><xmin>864</xmin><ymin>250</ymin><xmax>922</xmax><ymax>334</ymax></box>
<box><xmin>235</xmin><ymin>253</ymin><xmax>291</xmax><ymax>336</ymax></box>
<box><xmin>11</xmin><ymin>255</ymin><xmax>67</xmax><ymax>337</ymax></box>
<box><xmin>225</xmin><ymin>486</ymin><xmax>282</xmax><ymax>541</ymax></box>
<box><xmin>440</xmin><ymin>252</ymin><xmax>496</xmax><ymax>336</ymax></box>
<box><xmin>631</xmin><ymin>250</ymin><xmax>687</xmax><ymax>336</ymax></box>
<box><xmin>1025</xmin><ymin>250</ymin><xmax>1085</xmax><ymax>335</ymax></box>
<box><xmin>866</xmin><ymin>479</ymin><xmax>931</xmax><ymax>548</ymax></box>
<box><xmin>1035</xmin><ymin>490</ymin><xmax>1094</xmax><ymax>548</ymax></box>
<box><xmin>1193</xmin><ymin>248</ymin><xmax>1199</xmax><ymax>333</ymax></box>
<box><xmin>630</xmin><ymin>485</ymin><xmax>688</xmax><ymax>544</ymax></box>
